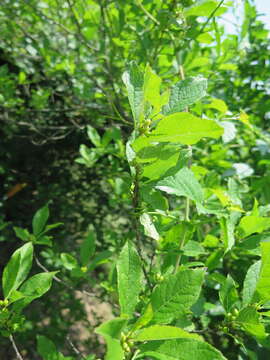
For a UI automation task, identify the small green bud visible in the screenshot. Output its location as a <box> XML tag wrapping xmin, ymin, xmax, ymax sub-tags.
<box><xmin>123</xmin><ymin>342</ymin><xmax>130</xmax><ymax>353</ymax></box>
<box><xmin>80</xmin><ymin>266</ymin><xmax>87</xmax><ymax>273</ymax></box>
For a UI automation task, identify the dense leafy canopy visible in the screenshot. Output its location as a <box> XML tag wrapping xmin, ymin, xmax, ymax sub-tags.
<box><xmin>1</xmin><ymin>0</ymin><xmax>270</xmax><ymax>359</ymax></box>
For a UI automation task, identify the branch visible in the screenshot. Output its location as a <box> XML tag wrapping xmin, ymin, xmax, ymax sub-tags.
<box><xmin>9</xmin><ymin>335</ymin><xmax>24</xmax><ymax>360</ymax></box>
<box><xmin>197</xmin><ymin>0</ymin><xmax>225</xmax><ymax>37</ymax></box>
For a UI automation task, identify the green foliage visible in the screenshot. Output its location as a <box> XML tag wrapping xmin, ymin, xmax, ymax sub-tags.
<box><xmin>1</xmin><ymin>0</ymin><xmax>270</xmax><ymax>359</ymax></box>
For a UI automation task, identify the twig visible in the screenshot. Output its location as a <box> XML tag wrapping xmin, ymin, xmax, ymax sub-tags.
<box><xmin>135</xmin><ymin>0</ymin><xmax>160</xmax><ymax>25</ymax></box>
<box><xmin>66</xmin><ymin>0</ymin><xmax>97</xmax><ymax>52</ymax></box>
<box><xmin>66</xmin><ymin>335</ymin><xmax>87</xmax><ymax>359</ymax></box>
<box><xmin>34</xmin><ymin>255</ymin><xmax>96</xmax><ymax>298</ymax></box>
<box><xmin>174</xmin><ymin>65</ymin><xmax>191</xmax><ymax>274</ymax></box>
<box><xmin>197</xmin><ymin>0</ymin><xmax>225</xmax><ymax>37</ymax></box>
<box><xmin>9</xmin><ymin>335</ymin><xmax>24</xmax><ymax>360</ymax></box>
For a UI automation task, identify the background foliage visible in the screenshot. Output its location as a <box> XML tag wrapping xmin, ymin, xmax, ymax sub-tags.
<box><xmin>1</xmin><ymin>0</ymin><xmax>270</xmax><ymax>359</ymax></box>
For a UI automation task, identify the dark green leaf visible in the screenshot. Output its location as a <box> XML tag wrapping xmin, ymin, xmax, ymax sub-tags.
<box><xmin>32</xmin><ymin>204</ymin><xmax>49</xmax><ymax>236</ymax></box>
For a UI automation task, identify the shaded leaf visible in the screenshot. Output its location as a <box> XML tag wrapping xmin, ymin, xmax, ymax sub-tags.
<box><xmin>32</xmin><ymin>204</ymin><xmax>49</xmax><ymax>236</ymax></box>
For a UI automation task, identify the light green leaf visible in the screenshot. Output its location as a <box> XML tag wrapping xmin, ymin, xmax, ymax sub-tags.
<box><xmin>80</xmin><ymin>228</ymin><xmax>96</xmax><ymax>266</ymax></box>
<box><xmin>101</xmin><ymin>336</ymin><xmax>124</xmax><ymax>360</ymax></box>
<box><xmin>253</xmin><ymin>241</ymin><xmax>270</xmax><ymax>304</ymax></box>
<box><xmin>32</xmin><ymin>204</ymin><xmax>49</xmax><ymax>236</ymax></box>
<box><xmin>156</xmin><ymin>167</ymin><xmax>204</xmax><ymax>204</ymax></box>
<box><xmin>122</xmin><ymin>62</ymin><xmax>144</xmax><ymax>124</ymax></box>
<box><xmin>185</xmin><ymin>1</ymin><xmax>227</xmax><ymax>17</ymax></box>
<box><xmin>131</xmin><ymin>303</ymin><xmax>154</xmax><ymax>333</ymax></box>
<box><xmin>183</xmin><ymin>241</ymin><xmax>206</xmax><ymax>256</ymax></box>
<box><xmin>13</xmin><ymin>226</ymin><xmax>31</xmax><ymax>242</ymax></box>
<box><xmin>117</xmin><ymin>241</ymin><xmax>143</xmax><ymax>317</ymax></box>
<box><xmin>2</xmin><ymin>242</ymin><xmax>33</xmax><ymax>299</ymax></box>
<box><xmin>238</xmin><ymin>216</ymin><xmax>270</xmax><ymax>238</ymax></box>
<box><xmin>219</xmin><ymin>275</ymin><xmax>238</xmax><ymax>312</ymax></box>
<box><xmin>163</xmin><ymin>77</ymin><xmax>207</xmax><ymax>114</ymax></box>
<box><xmin>87</xmin><ymin>125</ymin><xmax>101</xmax><ymax>147</ymax></box>
<box><xmin>95</xmin><ymin>318</ymin><xmax>127</xmax><ymax>360</ymax></box>
<box><xmin>150</xmin><ymin>269</ymin><xmax>205</xmax><ymax>324</ymax></box>
<box><xmin>95</xmin><ymin>318</ymin><xmax>127</xmax><ymax>339</ymax></box>
<box><xmin>143</xmin><ymin>113</ymin><xmax>223</xmax><ymax>145</ymax></box>
<box><xmin>242</xmin><ymin>261</ymin><xmax>261</xmax><ymax>307</ymax></box>
<box><xmin>132</xmin><ymin>325</ymin><xmax>201</xmax><ymax>342</ymax></box>
<box><xmin>13</xmin><ymin>272</ymin><xmax>56</xmax><ymax>312</ymax></box>
<box><xmin>60</xmin><ymin>253</ymin><xmax>78</xmax><ymax>271</ymax></box>
<box><xmin>140</xmin><ymin>213</ymin><xmax>160</xmax><ymax>241</ymax></box>
<box><xmin>144</xmin><ymin>64</ymin><xmax>162</xmax><ymax>114</ymax></box>
<box><xmin>138</xmin><ymin>338</ymin><xmax>227</xmax><ymax>360</ymax></box>
<box><xmin>206</xmin><ymin>98</ymin><xmax>228</xmax><ymax>114</ymax></box>
<box><xmin>220</xmin><ymin>212</ymin><xmax>240</xmax><ymax>252</ymax></box>
<box><xmin>236</xmin><ymin>306</ymin><xmax>266</xmax><ymax>340</ymax></box>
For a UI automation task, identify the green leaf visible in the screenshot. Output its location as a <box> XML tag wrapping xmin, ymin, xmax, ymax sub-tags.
<box><xmin>100</xmin><ymin>337</ymin><xmax>124</xmax><ymax>360</ymax></box>
<box><xmin>143</xmin><ymin>113</ymin><xmax>223</xmax><ymax>145</ymax></box>
<box><xmin>253</xmin><ymin>241</ymin><xmax>270</xmax><ymax>304</ymax></box>
<box><xmin>122</xmin><ymin>62</ymin><xmax>144</xmax><ymax>124</ymax></box>
<box><xmin>134</xmin><ymin>142</ymin><xmax>183</xmax><ymax>181</ymax></box>
<box><xmin>32</xmin><ymin>204</ymin><xmax>49</xmax><ymax>236</ymax></box>
<box><xmin>37</xmin><ymin>335</ymin><xmax>59</xmax><ymax>360</ymax></box>
<box><xmin>141</xmin><ymin>186</ymin><xmax>168</xmax><ymax>211</ymax></box>
<box><xmin>80</xmin><ymin>228</ymin><xmax>96</xmax><ymax>266</ymax></box>
<box><xmin>219</xmin><ymin>275</ymin><xmax>239</xmax><ymax>312</ymax></box>
<box><xmin>206</xmin><ymin>98</ymin><xmax>228</xmax><ymax>114</ymax></box>
<box><xmin>185</xmin><ymin>1</ymin><xmax>227</xmax><ymax>17</ymax></box>
<box><xmin>43</xmin><ymin>222</ymin><xmax>64</xmax><ymax>235</ymax></box>
<box><xmin>163</xmin><ymin>77</ymin><xmax>207</xmax><ymax>114</ymax></box>
<box><xmin>132</xmin><ymin>325</ymin><xmax>201</xmax><ymax>342</ymax></box>
<box><xmin>138</xmin><ymin>338</ymin><xmax>227</xmax><ymax>360</ymax></box>
<box><xmin>117</xmin><ymin>241</ymin><xmax>143</xmax><ymax>317</ymax></box>
<box><xmin>37</xmin><ymin>335</ymin><xmax>73</xmax><ymax>360</ymax></box>
<box><xmin>88</xmin><ymin>250</ymin><xmax>112</xmax><ymax>271</ymax></box>
<box><xmin>95</xmin><ymin>318</ymin><xmax>127</xmax><ymax>339</ymax></box>
<box><xmin>140</xmin><ymin>213</ymin><xmax>160</xmax><ymax>241</ymax></box>
<box><xmin>13</xmin><ymin>226</ymin><xmax>31</xmax><ymax>242</ymax></box>
<box><xmin>236</xmin><ymin>306</ymin><xmax>266</xmax><ymax>340</ymax></box>
<box><xmin>156</xmin><ymin>167</ymin><xmax>204</xmax><ymax>204</ymax></box>
<box><xmin>220</xmin><ymin>212</ymin><xmax>240</xmax><ymax>252</ymax></box>
<box><xmin>13</xmin><ymin>272</ymin><xmax>56</xmax><ymax>312</ymax></box>
<box><xmin>87</xmin><ymin>125</ymin><xmax>101</xmax><ymax>147</ymax></box>
<box><xmin>238</xmin><ymin>216</ymin><xmax>270</xmax><ymax>238</ymax></box>
<box><xmin>150</xmin><ymin>269</ymin><xmax>205</xmax><ymax>324</ymax></box>
<box><xmin>95</xmin><ymin>318</ymin><xmax>127</xmax><ymax>360</ymax></box>
<box><xmin>183</xmin><ymin>241</ymin><xmax>206</xmax><ymax>256</ymax></box>
<box><xmin>144</xmin><ymin>64</ymin><xmax>162</xmax><ymax>114</ymax></box>
<box><xmin>60</xmin><ymin>253</ymin><xmax>78</xmax><ymax>270</ymax></box>
<box><xmin>2</xmin><ymin>242</ymin><xmax>33</xmax><ymax>299</ymax></box>
<box><xmin>242</xmin><ymin>261</ymin><xmax>261</xmax><ymax>307</ymax></box>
